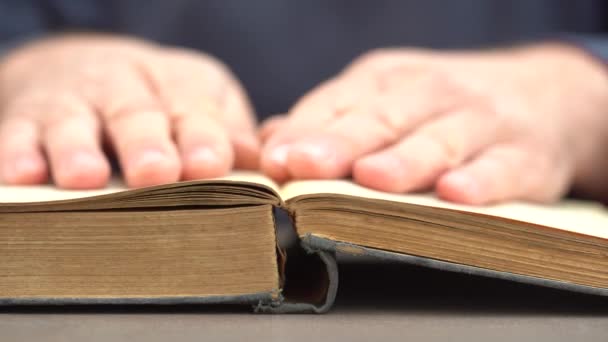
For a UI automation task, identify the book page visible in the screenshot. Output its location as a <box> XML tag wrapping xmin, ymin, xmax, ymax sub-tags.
<box><xmin>0</xmin><ymin>180</ymin><xmax>126</xmax><ymax>203</ymax></box>
<box><xmin>212</xmin><ymin>171</ymin><xmax>280</xmax><ymax>192</ymax></box>
<box><xmin>0</xmin><ymin>171</ymin><xmax>279</xmax><ymax>203</ymax></box>
<box><xmin>280</xmin><ymin>179</ymin><xmax>608</xmax><ymax>239</ymax></box>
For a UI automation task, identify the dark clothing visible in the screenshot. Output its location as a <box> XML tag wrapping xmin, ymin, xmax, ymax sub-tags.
<box><xmin>1</xmin><ymin>0</ymin><xmax>607</xmax><ymax>119</ymax></box>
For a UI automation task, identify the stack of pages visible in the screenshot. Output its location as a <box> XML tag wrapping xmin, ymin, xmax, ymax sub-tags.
<box><xmin>1</xmin><ymin>172</ymin><xmax>606</xmax><ymax>313</ymax></box>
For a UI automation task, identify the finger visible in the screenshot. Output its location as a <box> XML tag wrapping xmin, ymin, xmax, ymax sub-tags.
<box><xmin>285</xmin><ymin>72</ymin><xmax>455</xmax><ymax>179</ymax></box>
<box><xmin>147</xmin><ymin>50</ymin><xmax>256</xmax><ymax>174</ymax></box>
<box><xmin>353</xmin><ymin>106</ymin><xmax>501</xmax><ymax>193</ymax></box>
<box><xmin>436</xmin><ymin>144</ymin><xmax>572</xmax><ymax>204</ymax></box>
<box><xmin>173</xmin><ymin>113</ymin><xmax>234</xmax><ymax>180</ymax></box>
<box><xmin>259</xmin><ymin>114</ymin><xmax>287</xmax><ymax>144</ymax></box>
<box><xmin>260</xmin><ymin>78</ymin><xmax>350</xmax><ymax>181</ymax></box>
<box><xmin>95</xmin><ymin>66</ymin><xmax>180</xmax><ymax>188</ymax></box>
<box><xmin>106</xmin><ymin>111</ymin><xmax>180</xmax><ymax>188</ymax></box>
<box><xmin>39</xmin><ymin>93</ymin><xmax>110</xmax><ymax>189</ymax></box>
<box><xmin>0</xmin><ymin>116</ymin><xmax>47</xmax><ymax>185</ymax></box>
<box><xmin>222</xmin><ymin>80</ymin><xmax>260</xmax><ymax>170</ymax></box>
<box><xmin>263</xmin><ymin>78</ymin><xmax>352</xmax><ymax>147</ymax></box>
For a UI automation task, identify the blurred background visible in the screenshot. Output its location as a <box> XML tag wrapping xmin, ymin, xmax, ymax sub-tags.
<box><xmin>1</xmin><ymin>0</ymin><xmax>606</xmax><ymax>119</ymax></box>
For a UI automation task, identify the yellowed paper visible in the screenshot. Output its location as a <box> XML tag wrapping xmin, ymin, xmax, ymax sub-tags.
<box><xmin>280</xmin><ymin>179</ymin><xmax>608</xmax><ymax>239</ymax></box>
<box><xmin>1</xmin><ymin>172</ymin><xmax>606</xmax><ymax>239</ymax></box>
<box><xmin>0</xmin><ymin>171</ymin><xmax>278</xmax><ymax>203</ymax></box>
<box><xmin>213</xmin><ymin>171</ymin><xmax>280</xmax><ymax>193</ymax></box>
<box><xmin>0</xmin><ymin>181</ymin><xmax>126</xmax><ymax>203</ymax></box>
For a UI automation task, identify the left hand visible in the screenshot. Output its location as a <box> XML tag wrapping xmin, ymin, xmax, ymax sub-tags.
<box><xmin>260</xmin><ymin>44</ymin><xmax>608</xmax><ymax>204</ymax></box>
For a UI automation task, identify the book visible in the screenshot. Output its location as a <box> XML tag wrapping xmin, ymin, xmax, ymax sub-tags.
<box><xmin>1</xmin><ymin>171</ymin><xmax>607</xmax><ymax>313</ymax></box>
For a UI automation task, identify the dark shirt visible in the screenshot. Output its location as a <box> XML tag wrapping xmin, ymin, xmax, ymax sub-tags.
<box><xmin>0</xmin><ymin>0</ymin><xmax>607</xmax><ymax>119</ymax></box>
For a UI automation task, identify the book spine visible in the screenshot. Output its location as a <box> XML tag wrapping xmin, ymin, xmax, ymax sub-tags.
<box><xmin>254</xmin><ymin>247</ymin><xmax>338</xmax><ymax>314</ymax></box>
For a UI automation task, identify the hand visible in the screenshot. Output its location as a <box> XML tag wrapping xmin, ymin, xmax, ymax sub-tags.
<box><xmin>0</xmin><ymin>34</ymin><xmax>258</xmax><ymax>189</ymax></box>
<box><xmin>261</xmin><ymin>44</ymin><xmax>608</xmax><ymax>204</ymax></box>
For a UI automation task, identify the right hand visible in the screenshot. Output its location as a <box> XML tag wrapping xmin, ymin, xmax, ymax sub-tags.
<box><xmin>0</xmin><ymin>34</ymin><xmax>258</xmax><ymax>189</ymax></box>
<box><xmin>259</xmin><ymin>45</ymin><xmax>608</xmax><ymax>204</ymax></box>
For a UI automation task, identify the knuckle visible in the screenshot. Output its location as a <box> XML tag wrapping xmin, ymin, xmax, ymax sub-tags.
<box><xmin>102</xmin><ymin>90</ymin><xmax>163</xmax><ymax>121</ymax></box>
<box><xmin>416</xmin><ymin>68</ymin><xmax>458</xmax><ymax>95</ymax></box>
<box><xmin>468</xmin><ymin>98</ymin><xmax>517</xmax><ymax>136</ymax></box>
<box><xmin>155</xmin><ymin>49</ymin><xmax>236</xmax><ymax>106</ymax></box>
<box><xmin>105</xmin><ymin>104</ymin><xmax>164</xmax><ymax>128</ymax></box>
<box><xmin>76</xmin><ymin>60</ymin><xmax>124</xmax><ymax>85</ymax></box>
<box><xmin>350</xmin><ymin>48</ymin><xmax>395</xmax><ymax>72</ymax></box>
<box><xmin>378</xmin><ymin>65</ymin><xmax>451</xmax><ymax>94</ymax></box>
<box><xmin>0</xmin><ymin>116</ymin><xmax>35</xmax><ymax>141</ymax></box>
<box><xmin>42</xmin><ymin>113</ymin><xmax>91</xmax><ymax>133</ymax></box>
<box><xmin>169</xmin><ymin>96</ymin><xmax>223</xmax><ymax>123</ymax></box>
<box><xmin>372</xmin><ymin>107</ymin><xmax>406</xmax><ymax>138</ymax></box>
<box><xmin>74</xmin><ymin>61</ymin><xmax>143</xmax><ymax>102</ymax></box>
<box><xmin>420</xmin><ymin>131</ymin><xmax>463</xmax><ymax>167</ymax></box>
<box><xmin>104</xmin><ymin>110</ymin><xmax>167</xmax><ymax>141</ymax></box>
<box><xmin>5</xmin><ymin>91</ymin><xmax>92</xmax><ymax>126</ymax></box>
<box><xmin>424</xmin><ymin>68</ymin><xmax>453</xmax><ymax>87</ymax></box>
<box><xmin>466</xmin><ymin>95</ymin><xmax>498</xmax><ymax>115</ymax></box>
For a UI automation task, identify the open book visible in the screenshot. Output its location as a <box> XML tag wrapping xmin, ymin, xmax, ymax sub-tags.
<box><xmin>1</xmin><ymin>172</ymin><xmax>607</xmax><ymax>313</ymax></box>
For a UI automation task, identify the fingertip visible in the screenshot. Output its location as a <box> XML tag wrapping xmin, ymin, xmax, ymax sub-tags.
<box><xmin>54</xmin><ymin>151</ymin><xmax>111</xmax><ymax>189</ymax></box>
<box><xmin>286</xmin><ymin>141</ymin><xmax>335</xmax><ymax>179</ymax></box>
<box><xmin>125</xmin><ymin>148</ymin><xmax>181</xmax><ymax>187</ymax></box>
<box><xmin>233</xmin><ymin>134</ymin><xmax>260</xmax><ymax>170</ymax></box>
<box><xmin>259</xmin><ymin>120</ymin><xmax>316</xmax><ymax>182</ymax></box>
<box><xmin>182</xmin><ymin>146</ymin><xmax>232</xmax><ymax>180</ymax></box>
<box><xmin>1</xmin><ymin>154</ymin><xmax>48</xmax><ymax>185</ymax></box>
<box><xmin>286</xmin><ymin>137</ymin><xmax>350</xmax><ymax>179</ymax></box>
<box><xmin>436</xmin><ymin>171</ymin><xmax>485</xmax><ymax>205</ymax></box>
<box><xmin>353</xmin><ymin>154</ymin><xmax>408</xmax><ymax>192</ymax></box>
<box><xmin>260</xmin><ymin>144</ymin><xmax>291</xmax><ymax>183</ymax></box>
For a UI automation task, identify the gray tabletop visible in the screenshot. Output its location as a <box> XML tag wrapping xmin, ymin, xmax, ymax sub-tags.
<box><xmin>2</xmin><ymin>259</ymin><xmax>607</xmax><ymax>341</ymax></box>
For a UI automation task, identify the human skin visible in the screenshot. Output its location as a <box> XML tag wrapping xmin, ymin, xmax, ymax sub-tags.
<box><xmin>260</xmin><ymin>44</ymin><xmax>608</xmax><ymax>204</ymax></box>
<box><xmin>0</xmin><ymin>35</ymin><xmax>259</xmax><ymax>189</ymax></box>
<box><xmin>1</xmin><ymin>35</ymin><xmax>607</xmax><ymax>204</ymax></box>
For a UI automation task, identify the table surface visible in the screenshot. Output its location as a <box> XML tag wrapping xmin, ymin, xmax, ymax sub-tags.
<box><xmin>2</xmin><ymin>259</ymin><xmax>607</xmax><ymax>342</ymax></box>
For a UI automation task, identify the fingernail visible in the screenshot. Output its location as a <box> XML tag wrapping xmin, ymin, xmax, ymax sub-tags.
<box><xmin>292</xmin><ymin>143</ymin><xmax>328</xmax><ymax>160</ymax></box>
<box><xmin>446</xmin><ymin>172</ymin><xmax>480</xmax><ymax>199</ymax></box>
<box><xmin>269</xmin><ymin>144</ymin><xmax>290</xmax><ymax>167</ymax></box>
<box><xmin>358</xmin><ymin>153</ymin><xmax>407</xmax><ymax>188</ymax></box>
<box><xmin>65</xmin><ymin>151</ymin><xmax>100</xmax><ymax>170</ymax></box>
<box><xmin>188</xmin><ymin>146</ymin><xmax>219</xmax><ymax>165</ymax></box>
<box><xmin>133</xmin><ymin>148</ymin><xmax>168</xmax><ymax>168</ymax></box>
<box><xmin>290</xmin><ymin>139</ymin><xmax>337</xmax><ymax>163</ymax></box>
